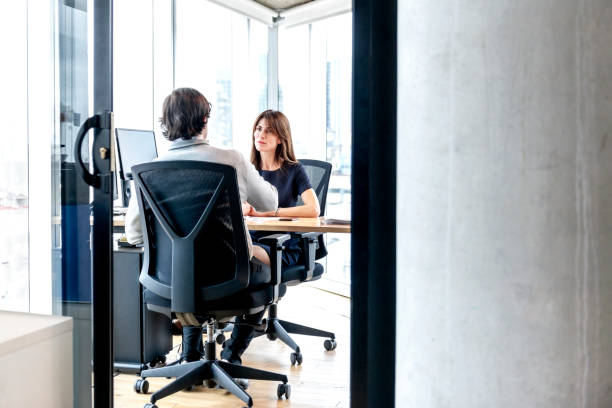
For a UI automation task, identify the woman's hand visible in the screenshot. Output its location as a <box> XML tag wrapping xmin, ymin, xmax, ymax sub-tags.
<box><xmin>249</xmin><ymin>187</ymin><xmax>321</xmax><ymax>218</ymax></box>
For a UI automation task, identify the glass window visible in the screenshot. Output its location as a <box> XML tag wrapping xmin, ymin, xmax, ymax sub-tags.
<box><xmin>279</xmin><ymin>13</ymin><xmax>353</xmax><ymax>295</ymax></box>
<box><xmin>0</xmin><ymin>2</ymin><xmax>29</xmax><ymax>312</ymax></box>
<box><xmin>113</xmin><ymin>0</ymin><xmax>154</xmax><ymax>131</ymax></box>
<box><xmin>175</xmin><ymin>0</ymin><xmax>268</xmax><ymax>157</ymax></box>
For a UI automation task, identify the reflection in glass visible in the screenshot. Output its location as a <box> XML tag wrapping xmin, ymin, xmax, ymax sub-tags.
<box><xmin>55</xmin><ymin>2</ymin><xmax>93</xmax><ymax>407</ymax></box>
<box><xmin>279</xmin><ymin>13</ymin><xmax>353</xmax><ymax>295</ymax></box>
<box><xmin>175</xmin><ymin>0</ymin><xmax>268</xmax><ymax>157</ymax></box>
<box><xmin>0</xmin><ymin>1</ymin><xmax>28</xmax><ymax>312</ymax></box>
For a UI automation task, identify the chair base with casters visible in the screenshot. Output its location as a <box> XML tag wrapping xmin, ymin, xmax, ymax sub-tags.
<box><xmin>135</xmin><ymin>319</ymin><xmax>291</xmax><ymax>408</ymax></box>
<box><xmin>256</xmin><ymin>302</ymin><xmax>337</xmax><ymax>366</ymax></box>
<box><xmin>253</xmin><ymin>240</ymin><xmax>338</xmax><ymax>365</ymax></box>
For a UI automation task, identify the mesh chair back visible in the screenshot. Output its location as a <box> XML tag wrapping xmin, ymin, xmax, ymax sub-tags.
<box><xmin>296</xmin><ymin>159</ymin><xmax>332</xmax><ymax>259</ymax></box>
<box><xmin>132</xmin><ymin>160</ymin><xmax>250</xmax><ymax>313</ymax></box>
<box><xmin>296</xmin><ymin>159</ymin><xmax>332</xmax><ymax>216</ymax></box>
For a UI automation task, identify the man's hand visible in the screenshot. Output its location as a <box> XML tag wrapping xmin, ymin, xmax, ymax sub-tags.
<box><xmin>250</xmin><ymin>209</ymin><xmax>276</xmax><ymax>217</ymax></box>
<box><xmin>242</xmin><ymin>201</ymin><xmax>254</xmax><ymax>216</ymax></box>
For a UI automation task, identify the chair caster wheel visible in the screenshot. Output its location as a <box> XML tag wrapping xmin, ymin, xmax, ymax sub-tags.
<box><xmin>143</xmin><ymin>403</ymin><xmax>158</xmax><ymax>408</ymax></box>
<box><xmin>214</xmin><ymin>332</ymin><xmax>226</xmax><ymax>345</ymax></box>
<box><xmin>185</xmin><ymin>384</ymin><xmax>195</xmax><ymax>391</ymax></box>
<box><xmin>324</xmin><ymin>339</ymin><xmax>337</xmax><ymax>351</ymax></box>
<box><xmin>134</xmin><ymin>379</ymin><xmax>149</xmax><ymax>394</ymax></box>
<box><xmin>290</xmin><ymin>352</ymin><xmax>303</xmax><ymax>365</ymax></box>
<box><xmin>205</xmin><ymin>379</ymin><xmax>216</xmax><ymax>388</ymax></box>
<box><xmin>277</xmin><ymin>383</ymin><xmax>291</xmax><ymax>399</ymax></box>
<box><xmin>267</xmin><ymin>333</ymin><xmax>277</xmax><ymax>341</ymax></box>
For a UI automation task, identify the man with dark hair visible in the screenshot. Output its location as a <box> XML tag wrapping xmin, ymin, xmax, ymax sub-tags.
<box><xmin>126</xmin><ymin>87</ymin><xmax>276</xmax><ymax>262</ymax></box>
<box><xmin>125</xmin><ymin>88</ymin><xmax>278</xmax><ymax>376</ymax></box>
<box><xmin>159</xmin><ymin>87</ymin><xmax>212</xmax><ymax>142</ymax></box>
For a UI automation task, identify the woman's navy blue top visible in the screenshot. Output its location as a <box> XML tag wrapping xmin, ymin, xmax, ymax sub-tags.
<box><xmin>251</xmin><ymin>162</ymin><xmax>313</xmax><ymax>266</ymax></box>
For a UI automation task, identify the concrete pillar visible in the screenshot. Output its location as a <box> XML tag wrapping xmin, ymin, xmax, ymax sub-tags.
<box><xmin>396</xmin><ymin>1</ymin><xmax>612</xmax><ymax>407</ymax></box>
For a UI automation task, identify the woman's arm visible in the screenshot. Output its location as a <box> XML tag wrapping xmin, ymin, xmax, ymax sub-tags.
<box><xmin>251</xmin><ymin>188</ymin><xmax>320</xmax><ymax>218</ymax></box>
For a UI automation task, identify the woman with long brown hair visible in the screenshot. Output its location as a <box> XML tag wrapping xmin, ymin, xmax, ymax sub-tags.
<box><xmin>220</xmin><ymin>110</ymin><xmax>320</xmax><ymax>368</ymax></box>
<box><xmin>245</xmin><ymin>110</ymin><xmax>320</xmax><ymax>219</ymax></box>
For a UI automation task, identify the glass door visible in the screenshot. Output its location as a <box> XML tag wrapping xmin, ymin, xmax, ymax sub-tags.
<box><xmin>0</xmin><ymin>1</ymin><xmax>113</xmax><ymax>406</ymax></box>
<box><xmin>0</xmin><ymin>2</ymin><xmax>29</xmax><ymax>313</ymax></box>
<box><xmin>54</xmin><ymin>2</ymin><xmax>92</xmax><ymax>406</ymax></box>
<box><xmin>278</xmin><ymin>13</ymin><xmax>353</xmax><ymax>297</ymax></box>
<box><xmin>53</xmin><ymin>0</ymin><xmax>114</xmax><ymax>407</ymax></box>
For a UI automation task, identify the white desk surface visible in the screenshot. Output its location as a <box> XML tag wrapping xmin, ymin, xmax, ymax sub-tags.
<box><xmin>0</xmin><ymin>311</ymin><xmax>72</xmax><ymax>357</ymax></box>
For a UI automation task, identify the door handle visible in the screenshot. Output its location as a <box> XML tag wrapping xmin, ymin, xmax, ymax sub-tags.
<box><xmin>73</xmin><ymin>111</ymin><xmax>113</xmax><ymax>188</ymax></box>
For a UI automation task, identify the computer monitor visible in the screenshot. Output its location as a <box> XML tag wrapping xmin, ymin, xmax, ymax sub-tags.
<box><xmin>115</xmin><ymin>128</ymin><xmax>158</xmax><ymax>206</ymax></box>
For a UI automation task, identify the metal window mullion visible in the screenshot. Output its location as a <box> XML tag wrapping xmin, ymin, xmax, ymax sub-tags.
<box><xmin>267</xmin><ymin>20</ymin><xmax>279</xmax><ymax>110</ymax></box>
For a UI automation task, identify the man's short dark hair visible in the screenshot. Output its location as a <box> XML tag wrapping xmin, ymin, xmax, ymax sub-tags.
<box><xmin>160</xmin><ymin>88</ymin><xmax>211</xmax><ymax>141</ymax></box>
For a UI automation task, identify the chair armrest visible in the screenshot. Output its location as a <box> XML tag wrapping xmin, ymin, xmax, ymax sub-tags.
<box><xmin>290</xmin><ymin>232</ymin><xmax>321</xmax><ymax>280</ymax></box>
<box><xmin>257</xmin><ymin>233</ymin><xmax>291</xmax><ymax>290</ymax></box>
<box><xmin>290</xmin><ymin>231</ymin><xmax>321</xmax><ymax>240</ymax></box>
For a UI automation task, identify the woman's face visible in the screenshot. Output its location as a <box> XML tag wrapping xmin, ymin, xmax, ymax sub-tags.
<box><xmin>254</xmin><ymin>118</ymin><xmax>280</xmax><ymax>154</ymax></box>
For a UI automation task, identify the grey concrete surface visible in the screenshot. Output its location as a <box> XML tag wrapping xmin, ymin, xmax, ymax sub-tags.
<box><xmin>396</xmin><ymin>1</ymin><xmax>612</xmax><ymax>407</ymax></box>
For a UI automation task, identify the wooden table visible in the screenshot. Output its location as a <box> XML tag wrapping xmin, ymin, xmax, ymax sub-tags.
<box><xmin>245</xmin><ymin>217</ymin><xmax>351</xmax><ymax>234</ymax></box>
<box><xmin>112</xmin><ymin>216</ymin><xmax>351</xmax><ymax>234</ymax></box>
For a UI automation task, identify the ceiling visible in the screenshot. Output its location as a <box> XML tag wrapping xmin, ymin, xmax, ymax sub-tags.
<box><xmin>253</xmin><ymin>0</ymin><xmax>313</xmax><ymax>11</ymax></box>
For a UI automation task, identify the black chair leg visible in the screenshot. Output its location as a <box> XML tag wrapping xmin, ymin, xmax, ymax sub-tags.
<box><xmin>139</xmin><ymin>356</ymin><xmax>288</xmax><ymax>406</ymax></box>
<box><xmin>218</xmin><ymin>360</ymin><xmax>288</xmax><ymax>383</ymax></box>
<box><xmin>263</xmin><ymin>303</ymin><xmax>336</xmax><ymax>352</ymax></box>
<box><xmin>271</xmin><ymin>319</ymin><xmax>300</xmax><ymax>352</ymax></box>
<box><xmin>141</xmin><ymin>360</ymin><xmax>203</xmax><ymax>379</ymax></box>
<box><xmin>210</xmin><ymin>362</ymin><xmax>253</xmax><ymax>407</ymax></box>
<box><xmin>148</xmin><ymin>362</ymin><xmax>210</xmax><ymax>404</ymax></box>
<box><xmin>278</xmin><ymin>319</ymin><xmax>335</xmax><ymax>339</ymax></box>
<box><xmin>262</xmin><ymin>313</ymin><xmax>337</xmax><ymax>364</ymax></box>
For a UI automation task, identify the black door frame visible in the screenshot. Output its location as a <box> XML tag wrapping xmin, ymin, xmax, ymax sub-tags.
<box><xmin>351</xmin><ymin>0</ymin><xmax>397</xmax><ymax>407</ymax></box>
<box><xmin>92</xmin><ymin>0</ymin><xmax>114</xmax><ymax>406</ymax></box>
<box><xmin>87</xmin><ymin>0</ymin><xmax>397</xmax><ymax>405</ymax></box>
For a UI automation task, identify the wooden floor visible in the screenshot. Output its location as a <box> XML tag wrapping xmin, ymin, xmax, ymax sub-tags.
<box><xmin>114</xmin><ymin>285</ymin><xmax>350</xmax><ymax>408</ymax></box>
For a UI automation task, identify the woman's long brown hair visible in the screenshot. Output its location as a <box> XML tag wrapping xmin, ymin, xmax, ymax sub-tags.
<box><xmin>250</xmin><ymin>110</ymin><xmax>298</xmax><ymax>170</ymax></box>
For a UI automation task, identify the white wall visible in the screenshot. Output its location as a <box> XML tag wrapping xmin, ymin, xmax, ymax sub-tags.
<box><xmin>397</xmin><ymin>1</ymin><xmax>612</xmax><ymax>406</ymax></box>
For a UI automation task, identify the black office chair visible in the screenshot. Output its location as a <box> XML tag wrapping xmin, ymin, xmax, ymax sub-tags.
<box><xmin>255</xmin><ymin>159</ymin><xmax>337</xmax><ymax>365</ymax></box>
<box><xmin>130</xmin><ymin>160</ymin><xmax>291</xmax><ymax>408</ymax></box>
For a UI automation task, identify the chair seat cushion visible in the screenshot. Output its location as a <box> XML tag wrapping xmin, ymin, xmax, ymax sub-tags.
<box><xmin>144</xmin><ymin>259</ymin><xmax>272</xmax><ymax>318</ymax></box>
<box><xmin>281</xmin><ymin>262</ymin><xmax>324</xmax><ymax>284</ymax></box>
<box><xmin>144</xmin><ymin>285</ymin><xmax>275</xmax><ymax>320</ymax></box>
